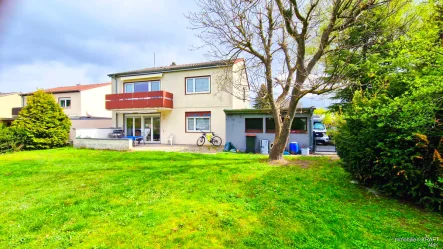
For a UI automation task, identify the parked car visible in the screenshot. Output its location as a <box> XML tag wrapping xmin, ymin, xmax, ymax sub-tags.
<box><xmin>313</xmin><ymin>122</ymin><xmax>329</xmax><ymax>144</ymax></box>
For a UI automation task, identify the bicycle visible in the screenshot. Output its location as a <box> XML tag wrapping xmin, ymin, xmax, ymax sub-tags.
<box><xmin>196</xmin><ymin>129</ymin><xmax>222</xmax><ymax>146</ymax></box>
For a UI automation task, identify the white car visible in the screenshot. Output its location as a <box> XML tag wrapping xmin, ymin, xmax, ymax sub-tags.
<box><xmin>313</xmin><ymin>122</ymin><xmax>329</xmax><ymax>144</ymax></box>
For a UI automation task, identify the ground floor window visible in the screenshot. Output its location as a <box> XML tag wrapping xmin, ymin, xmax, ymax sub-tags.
<box><xmin>291</xmin><ymin>118</ymin><xmax>307</xmax><ymax>133</ymax></box>
<box><xmin>245</xmin><ymin>118</ymin><xmax>263</xmax><ymax>133</ymax></box>
<box><xmin>186</xmin><ymin>112</ymin><xmax>211</xmax><ymax>132</ymax></box>
<box><xmin>266</xmin><ymin>117</ymin><xmax>308</xmax><ymax>133</ymax></box>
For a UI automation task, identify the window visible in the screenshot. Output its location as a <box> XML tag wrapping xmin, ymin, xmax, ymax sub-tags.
<box><xmin>245</xmin><ymin>118</ymin><xmax>263</xmax><ymax>133</ymax></box>
<box><xmin>186</xmin><ymin>112</ymin><xmax>211</xmax><ymax>132</ymax></box>
<box><xmin>124</xmin><ymin>81</ymin><xmax>161</xmax><ymax>93</ymax></box>
<box><xmin>59</xmin><ymin>98</ymin><xmax>71</xmax><ymax>108</ymax></box>
<box><xmin>186</xmin><ymin>76</ymin><xmax>210</xmax><ymax>94</ymax></box>
<box><xmin>313</xmin><ymin>122</ymin><xmax>325</xmax><ymax>130</ymax></box>
<box><xmin>266</xmin><ymin>118</ymin><xmax>275</xmax><ymax>133</ymax></box>
<box><xmin>265</xmin><ymin>117</ymin><xmax>308</xmax><ymax>133</ymax></box>
<box><xmin>291</xmin><ymin>118</ymin><xmax>307</xmax><ymax>133</ymax></box>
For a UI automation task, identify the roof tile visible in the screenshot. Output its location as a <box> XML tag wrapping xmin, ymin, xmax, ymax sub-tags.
<box><xmin>24</xmin><ymin>83</ymin><xmax>110</xmax><ymax>95</ymax></box>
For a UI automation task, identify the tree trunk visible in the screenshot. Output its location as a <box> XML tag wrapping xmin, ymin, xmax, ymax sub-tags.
<box><xmin>269</xmin><ymin>123</ymin><xmax>291</xmax><ymax>161</ymax></box>
<box><xmin>268</xmin><ymin>94</ymin><xmax>302</xmax><ymax>162</ymax></box>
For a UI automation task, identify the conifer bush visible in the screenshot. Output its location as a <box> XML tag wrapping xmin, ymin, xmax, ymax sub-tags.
<box><xmin>13</xmin><ymin>90</ymin><xmax>71</xmax><ymax>150</ymax></box>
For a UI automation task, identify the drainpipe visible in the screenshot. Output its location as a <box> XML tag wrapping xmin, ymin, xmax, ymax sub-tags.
<box><xmin>310</xmin><ymin>106</ymin><xmax>316</xmax><ymax>151</ymax></box>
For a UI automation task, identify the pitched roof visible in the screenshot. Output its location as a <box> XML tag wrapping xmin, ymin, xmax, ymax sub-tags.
<box><xmin>0</xmin><ymin>92</ymin><xmax>20</xmax><ymax>97</ymax></box>
<box><xmin>22</xmin><ymin>82</ymin><xmax>111</xmax><ymax>95</ymax></box>
<box><xmin>108</xmin><ymin>59</ymin><xmax>244</xmax><ymax>76</ymax></box>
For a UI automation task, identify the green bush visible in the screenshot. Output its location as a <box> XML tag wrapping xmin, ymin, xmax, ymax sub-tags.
<box><xmin>336</xmin><ymin>92</ymin><xmax>443</xmax><ymax>211</ymax></box>
<box><xmin>0</xmin><ymin>124</ymin><xmax>26</xmax><ymax>153</ymax></box>
<box><xmin>12</xmin><ymin>90</ymin><xmax>71</xmax><ymax>150</ymax></box>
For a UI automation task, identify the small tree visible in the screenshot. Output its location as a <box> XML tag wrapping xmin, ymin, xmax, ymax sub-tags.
<box><xmin>13</xmin><ymin>90</ymin><xmax>71</xmax><ymax>150</ymax></box>
<box><xmin>188</xmin><ymin>0</ymin><xmax>396</xmax><ymax>161</ymax></box>
<box><xmin>253</xmin><ymin>84</ymin><xmax>271</xmax><ymax>109</ymax></box>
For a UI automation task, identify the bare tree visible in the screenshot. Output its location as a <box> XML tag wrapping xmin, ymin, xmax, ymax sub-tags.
<box><xmin>187</xmin><ymin>0</ymin><xmax>391</xmax><ymax>161</ymax></box>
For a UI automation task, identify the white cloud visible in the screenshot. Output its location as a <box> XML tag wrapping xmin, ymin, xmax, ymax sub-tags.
<box><xmin>0</xmin><ymin>61</ymin><xmax>110</xmax><ymax>93</ymax></box>
<box><xmin>0</xmin><ymin>0</ymin><xmax>206</xmax><ymax>92</ymax></box>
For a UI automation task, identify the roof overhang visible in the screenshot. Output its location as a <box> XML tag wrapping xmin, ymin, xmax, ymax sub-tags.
<box><xmin>121</xmin><ymin>73</ymin><xmax>163</xmax><ymax>83</ymax></box>
<box><xmin>21</xmin><ymin>90</ymin><xmax>80</xmax><ymax>96</ymax></box>
<box><xmin>108</xmin><ymin>65</ymin><xmax>231</xmax><ymax>78</ymax></box>
<box><xmin>224</xmin><ymin>107</ymin><xmax>315</xmax><ymax>115</ymax></box>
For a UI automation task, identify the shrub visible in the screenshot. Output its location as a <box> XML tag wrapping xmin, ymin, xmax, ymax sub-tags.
<box><xmin>12</xmin><ymin>90</ymin><xmax>71</xmax><ymax>150</ymax></box>
<box><xmin>336</xmin><ymin>91</ymin><xmax>443</xmax><ymax>211</ymax></box>
<box><xmin>0</xmin><ymin>124</ymin><xmax>26</xmax><ymax>153</ymax></box>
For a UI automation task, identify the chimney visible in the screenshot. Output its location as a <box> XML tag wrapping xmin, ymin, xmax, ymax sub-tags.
<box><xmin>170</xmin><ymin>62</ymin><xmax>176</xmax><ymax>66</ymax></box>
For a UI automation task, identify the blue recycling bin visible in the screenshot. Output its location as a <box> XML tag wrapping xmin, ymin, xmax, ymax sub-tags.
<box><xmin>289</xmin><ymin>142</ymin><xmax>299</xmax><ymax>155</ymax></box>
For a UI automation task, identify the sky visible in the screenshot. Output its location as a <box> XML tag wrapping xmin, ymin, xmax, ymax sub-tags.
<box><xmin>0</xmin><ymin>0</ymin><xmax>336</xmax><ymax>108</ymax></box>
<box><xmin>0</xmin><ymin>0</ymin><xmax>205</xmax><ymax>93</ymax></box>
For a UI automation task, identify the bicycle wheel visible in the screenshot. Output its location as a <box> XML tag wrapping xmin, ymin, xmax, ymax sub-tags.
<box><xmin>197</xmin><ymin>136</ymin><xmax>205</xmax><ymax>146</ymax></box>
<box><xmin>211</xmin><ymin>136</ymin><xmax>222</xmax><ymax>146</ymax></box>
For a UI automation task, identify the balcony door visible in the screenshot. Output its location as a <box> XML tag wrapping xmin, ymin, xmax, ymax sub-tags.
<box><xmin>144</xmin><ymin>116</ymin><xmax>161</xmax><ymax>143</ymax></box>
<box><xmin>125</xmin><ymin>117</ymin><xmax>142</xmax><ymax>137</ymax></box>
<box><xmin>126</xmin><ymin>115</ymin><xmax>160</xmax><ymax>143</ymax></box>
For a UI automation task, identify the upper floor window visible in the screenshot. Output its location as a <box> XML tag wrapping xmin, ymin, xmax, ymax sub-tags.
<box><xmin>124</xmin><ymin>81</ymin><xmax>161</xmax><ymax>93</ymax></box>
<box><xmin>59</xmin><ymin>97</ymin><xmax>71</xmax><ymax>108</ymax></box>
<box><xmin>186</xmin><ymin>76</ymin><xmax>210</xmax><ymax>94</ymax></box>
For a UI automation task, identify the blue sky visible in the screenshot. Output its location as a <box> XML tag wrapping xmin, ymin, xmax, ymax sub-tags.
<box><xmin>0</xmin><ymin>0</ymin><xmax>205</xmax><ymax>93</ymax></box>
<box><xmin>0</xmin><ymin>0</ymin><xmax>336</xmax><ymax>108</ymax></box>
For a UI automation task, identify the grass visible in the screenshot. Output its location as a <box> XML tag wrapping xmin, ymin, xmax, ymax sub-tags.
<box><xmin>0</xmin><ymin>148</ymin><xmax>441</xmax><ymax>248</ymax></box>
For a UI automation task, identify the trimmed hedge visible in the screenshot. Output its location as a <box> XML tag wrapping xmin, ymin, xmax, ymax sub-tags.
<box><xmin>336</xmin><ymin>93</ymin><xmax>443</xmax><ymax>211</ymax></box>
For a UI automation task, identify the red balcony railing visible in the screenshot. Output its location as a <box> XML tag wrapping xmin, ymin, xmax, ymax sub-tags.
<box><xmin>105</xmin><ymin>91</ymin><xmax>173</xmax><ymax>110</ymax></box>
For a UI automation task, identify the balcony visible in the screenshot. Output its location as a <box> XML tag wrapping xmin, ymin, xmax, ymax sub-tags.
<box><xmin>105</xmin><ymin>91</ymin><xmax>173</xmax><ymax>110</ymax></box>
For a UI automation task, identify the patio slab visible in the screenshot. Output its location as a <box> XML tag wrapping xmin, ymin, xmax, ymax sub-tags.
<box><xmin>131</xmin><ymin>144</ymin><xmax>224</xmax><ymax>154</ymax></box>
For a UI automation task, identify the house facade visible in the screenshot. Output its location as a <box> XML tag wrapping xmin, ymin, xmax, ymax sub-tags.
<box><xmin>0</xmin><ymin>92</ymin><xmax>22</xmax><ymax>126</ymax></box>
<box><xmin>225</xmin><ymin>108</ymin><xmax>315</xmax><ymax>152</ymax></box>
<box><xmin>21</xmin><ymin>83</ymin><xmax>113</xmax><ymax>139</ymax></box>
<box><xmin>106</xmin><ymin>59</ymin><xmax>250</xmax><ymax>145</ymax></box>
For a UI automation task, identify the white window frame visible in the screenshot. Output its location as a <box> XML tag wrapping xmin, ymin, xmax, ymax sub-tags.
<box><xmin>185</xmin><ymin>76</ymin><xmax>211</xmax><ymax>94</ymax></box>
<box><xmin>59</xmin><ymin>97</ymin><xmax>71</xmax><ymax>108</ymax></box>
<box><xmin>186</xmin><ymin>117</ymin><xmax>211</xmax><ymax>132</ymax></box>
<box><xmin>124</xmin><ymin>81</ymin><xmax>161</xmax><ymax>93</ymax></box>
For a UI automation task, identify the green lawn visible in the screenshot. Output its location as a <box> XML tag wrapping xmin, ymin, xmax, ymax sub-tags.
<box><xmin>0</xmin><ymin>148</ymin><xmax>441</xmax><ymax>248</ymax></box>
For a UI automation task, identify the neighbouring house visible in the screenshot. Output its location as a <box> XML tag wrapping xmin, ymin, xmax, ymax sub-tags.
<box><xmin>225</xmin><ymin>108</ymin><xmax>315</xmax><ymax>152</ymax></box>
<box><xmin>106</xmin><ymin>59</ymin><xmax>250</xmax><ymax>145</ymax></box>
<box><xmin>0</xmin><ymin>92</ymin><xmax>22</xmax><ymax>126</ymax></box>
<box><xmin>19</xmin><ymin>83</ymin><xmax>113</xmax><ymax>139</ymax></box>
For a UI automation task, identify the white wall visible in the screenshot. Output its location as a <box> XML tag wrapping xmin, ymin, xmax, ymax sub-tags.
<box><xmin>160</xmin><ymin>107</ymin><xmax>226</xmax><ymax>145</ymax></box>
<box><xmin>23</xmin><ymin>92</ymin><xmax>82</xmax><ymax>117</ymax></box>
<box><xmin>74</xmin><ymin>128</ymin><xmax>118</xmax><ymax>139</ymax></box>
<box><xmin>70</xmin><ymin>119</ymin><xmax>113</xmax><ymax>140</ymax></box>
<box><xmin>110</xmin><ymin>61</ymin><xmax>251</xmax><ymax>145</ymax></box>
<box><xmin>231</xmin><ymin>60</ymin><xmax>251</xmax><ymax>109</ymax></box>
<box><xmin>74</xmin><ymin>138</ymin><xmax>132</xmax><ymax>151</ymax></box>
<box><xmin>0</xmin><ymin>93</ymin><xmax>21</xmax><ymax>118</ymax></box>
<box><xmin>80</xmin><ymin>85</ymin><xmax>112</xmax><ymax>117</ymax></box>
